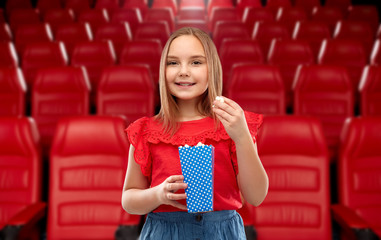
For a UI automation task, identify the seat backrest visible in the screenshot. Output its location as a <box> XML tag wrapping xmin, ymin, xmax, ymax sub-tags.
<box><xmin>338</xmin><ymin>116</ymin><xmax>381</xmax><ymax>236</ymax></box>
<box><xmin>144</xmin><ymin>8</ymin><xmax>175</xmax><ymax>32</ymax></box>
<box><xmin>318</xmin><ymin>39</ymin><xmax>367</xmax><ymax>91</ymax></box>
<box><xmin>8</xmin><ymin>8</ymin><xmax>41</xmax><ymax>33</ymax></box>
<box><xmin>212</xmin><ymin>21</ymin><xmax>250</xmax><ymax>51</ymax></box>
<box><xmin>175</xmin><ymin>20</ymin><xmax>210</xmax><ymax>34</ymax></box>
<box><xmin>242</xmin><ymin>7</ymin><xmax>275</xmax><ymax>32</ymax></box>
<box><xmin>134</xmin><ymin>21</ymin><xmax>170</xmax><ymax>48</ymax></box>
<box><xmin>110</xmin><ymin>8</ymin><xmax>142</xmax><ymax>35</ymax></box>
<box><xmin>32</xmin><ymin>66</ymin><xmax>90</xmax><ymax>157</ymax></box>
<box><xmin>64</xmin><ymin>0</ymin><xmax>91</xmax><ymax>17</ymax></box>
<box><xmin>21</xmin><ymin>41</ymin><xmax>68</xmax><ymax>88</ymax></box>
<box><xmin>256</xmin><ymin>115</ymin><xmax>331</xmax><ymax>240</ymax></box>
<box><xmin>0</xmin><ymin>23</ymin><xmax>12</xmax><ymax>42</ymax></box>
<box><xmin>122</xmin><ymin>0</ymin><xmax>148</xmax><ymax>18</ymax></box>
<box><xmin>94</xmin><ymin>22</ymin><xmax>132</xmax><ymax>59</ymax></box>
<box><xmin>47</xmin><ymin>115</ymin><xmax>130</xmax><ymax>239</ymax></box>
<box><xmin>294</xmin><ymin>0</ymin><xmax>321</xmax><ymax>15</ymax></box>
<box><xmin>54</xmin><ymin>22</ymin><xmax>93</xmax><ymax>57</ymax></box>
<box><xmin>268</xmin><ymin>39</ymin><xmax>314</xmax><ymax>108</ymax></box>
<box><xmin>236</xmin><ymin>0</ymin><xmax>262</xmax><ymax>18</ymax></box>
<box><xmin>43</xmin><ymin>8</ymin><xmax>76</xmax><ymax>34</ymax></box>
<box><xmin>311</xmin><ymin>6</ymin><xmax>344</xmax><ymax>34</ymax></box>
<box><xmin>70</xmin><ymin>40</ymin><xmax>116</xmax><ymax>90</ymax></box>
<box><xmin>77</xmin><ymin>8</ymin><xmax>110</xmax><ymax>33</ymax></box>
<box><xmin>0</xmin><ymin>117</ymin><xmax>41</xmax><ymax>229</ymax></box>
<box><xmin>276</xmin><ymin>7</ymin><xmax>308</xmax><ymax>33</ymax></box>
<box><xmin>324</xmin><ymin>0</ymin><xmax>351</xmax><ymax>14</ymax></box>
<box><xmin>293</xmin><ymin>64</ymin><xmax>354</xmax><ymax>161</ymax></box>
<box><xmin>359</xmin><ymin>65</ymin><xmax>381</xmax><ymax>116</ymax></box>
<box><xmin>13</xmin><ymin>23</ymin><xmax>53</xmax><ymax>55</ymax></box>
<box><xmin>252</xmin><ymin>20</ymin><xmax>290</xmax><ymax>57</ymax></box>
<box><xmin>0</xmin><ymin>41</ymin><xmax>18</xmax><ymax>68</ymax></box>
<box><xmin>219</xmin><ymin>39</ymin><xmax>264</xmax><ymax>88</ymax></box>
<box><xmin>151</xmin><ymin>0</ymin><xmax>178</xmax><ymax>16</ymax></box>
<box><xmin>97</xmin><ymin>65</ymin><xmax>155</xmax><ymax>124</ymax></box>
<box><xmin>0</xmin><ymin>67</ymin><xmax>26</xmax><ymax>117</ymax></box>
<box><xmin>292</xmin><ymin>20</ymin><xmax>331</xmax><ymax>59</ymax></box>
<box><xmin>333</xmin><ymin>20</ymin><xmax>375</xmax><ymax>56</ymax></box>
<box><xmin>207</xmin><ymin>0</ymin><xmax>234</xmax><ymax>16</ymax></box>
<box><xmin>227</xmin><ymin>64</ymin><xmax>286</xmax><ymax>115</ymax></box>
<box><xmin>177</xmin><ymin>7</ymin><xmax>206</xmax><ymax>21</ymax></box>
<box><xmin>347</xmin><ymin>5</ymin><xmax>379</xmax><ymax>35</ymax></box>
<box><xmin>119</xmin><ymin>40</ymin><xmax>162</xmax><ymax>84</ymax></box>
<box><xmin>209</xmin><ymin>7</ymin><xmax>240</xmax><ymax>32</ymax></box>
<box><xmin>36</xmin><ymin>0</ymin><xmax>62</xmax><ymax>15</ymax></box>
<box><xmin>94</xmin><ymin>0</ymin><xmax>120</xmax><ymax>13</ymax></box>
<box><xmin>5</xmin><ymin>0</ymin><xmax>33</xmax><ymax>18</ymax></box>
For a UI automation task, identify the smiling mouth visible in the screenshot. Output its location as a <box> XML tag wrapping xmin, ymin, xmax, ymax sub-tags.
<box><xmin>176</xmin><ymin>83</ymin><xmax>196</xmax><ymax>86</ymax></box>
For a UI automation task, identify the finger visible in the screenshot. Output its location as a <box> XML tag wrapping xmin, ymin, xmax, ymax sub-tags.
<box><xmin>219</xmin><ymin>96</ymin><xmax>241</xmax><ymax>110</ymax></box>
<box><xmin>213</xmin><ymin>106</ymin><xmax>233</xmax><ymax>123</ymax></box>
<box><xmin>170</xmin><ymin>201</ymin><xmax>188</xmax><ymax>211</ymax></box>
<box><xmin>167</xmin><ymin>192</ymin><xmax>187</xmax><ymax>201</ymax></box>
<box><xmin>213</xmin><ymin>99</ymin><xmax>236</xmax><ymax>117</ymax></box>
<box><xmin>166</xmin><ymin>175</ymin><xmax>184</xmax><ymax>183</ymax></box>
<box><xmin>167</xmin><ymin>182</ymin><xmax>188</xmax><ymax>192</ymax></box>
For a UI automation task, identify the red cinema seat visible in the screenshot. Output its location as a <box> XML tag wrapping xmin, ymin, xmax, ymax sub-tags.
<box><xmin>208</xmin><ymin>7</ymin><xmax>240</xmax><ymax>32</ymax></box>
<box><xmin>122</xmin><ymin>0</ymin><xmax>148</xmax><ymax>18</ymax></box>
<box><xmin>77</xmin><ymin>8</ymin><xmax>110</xmax><ymax>34</ymax></box>
<box><xmin>318</xmin><ymin>39</ymin><xmax>368</xmax><ymax>92</ymax></box>
<box><xmin>212</xmin><ymin>21</ymin><xmax>250</xmax><ymax>52</ymax></box>
<box><xmin>252</xmin><ymin>21</ymin><xmax>291</xmax><ymax>58</ymax></box>
<box><xmin>332</xmin><ymin>117</ymin><xmax>381</xmax><ymax>239</ymax></box>
<box><xmin>347</xmin><ymin>5</ymin><xmax>379</xmax><ymax>36</ymax></box>
<box><xmin>43</xmin><ymin>8</ymin><xmax>76</xmax><ymax>34</ymax></box>
<box><xmin>152</xmin><ymin>0</ymin><xmax>178</xmax><ymax>16</ymax></box>
<box><xmin>70</xmin><ymin>40</ymin><xmax>116</xmax><ymax>94</ymax></box>
<box><xmin>0</xmin><ymin>117</ymin><xmax>45</xmax><ymax>240</ymax></box>
<box><xmin>134</xmin><ymin>21</ymin><xmax>170</xmax><ymax>48</ymax></box>
<box><xmin>94</xmin><ymin>22</ymin><xmax>132</xmax><ymax>60</ymax></box>
<box><xmin>64</xmin><ymin>0</ymin><xmax>91</xmax><ymax>17</ymax></box>
<box><xmin>333</xmin><ymin>20</ymin><xmax>375</xmax><ymax>57</ymax></box>
<box><xmin>358</xmin><ymin>65</ymin><xmax>381</xmax><ymax>116</ymax></box>
<box><xmin>267</xmin><ymin>39</ymin><xmax>315</xmax><ymax>110</ymax></box>
<box><xmin>292</xmin><ymin>20</ymin><xmax>331</xmax><ymax>60</ymax></box>
<box><xmin>265</xmin><ymin>0</ymin><xmax>292</xmax><ymax>16</ymax></box>
<box><xmin>236</xmin><ymin>0</ymin><xmax>262</xmax><ymax>18</ymax></box>
<box><xmin>242</xmin><ymin>7</ymin><xmax>275</xmax><ymax>32</ymax></box>
<box><xmin>36</xmin><ymin>0</ymin><xmax>62</xmax><ymax>16</ymax></box>
<box><xmin>294</xmin><ymin>0</ymin><xmax>321</xmax><ymax>16</ymax></box>
<box><xmin>110</xmin><ymin>8</ymin><xmax>143</xmax><ymax>35</ymax></box>
<box><xmin>97</xmin><ymin>65</ymin><xmax>155</xmax><ymax>124</ymax></box>
<box><xmin>21</xmin><ymin>41</ymin><xmax>68</xmax><ymax>88</ymax></box>
<box><xmin>0</xmin><ymin>41</ymin><xmax>18</xmax><ymax>68</ymax></box>
<box><xmin>31</xmin><ymin>66</ymin><xmax>90</xmax><ymax>158</ymax></box>
<box><xmin>371</xmin><ymin>39</ymin><xmax>381</xmax><ymax>65</ymax></box>
<box><xmin>324</xmin><ymin>0</ymin><xmax>351</xmax><ymax>15</ymax></box>
<box><xmin>227</xmin><ymin>64</ymin><xmax>286</xmax><ymax>115</ymax></box>
<box><xmin>0</xmin><ymin>67</ymin><xmax>26</xmax><ymax>117</ymax></box>
<box><xmin>256</xmin><ymin>115</ymin><xmax>331</xmax><ymax>240</ymax></box>
<box><xmin>8</xmin><ymin>8</ymin><xmax>41</xmax><ymax>33</ymax></box>
<box><xmin>177</xmin><ymin>7</ymin><xmax>206</xmax><ymax>21</ymax></box>
<box><xmin>293</xmin><ymin>65</ymin><xmax>354</xmax><ymax>161</ymax></box>
<box><xmin>5</xmin><ymin>0</ymin><xmax>33</xmax><ymax>18</ymax></box>
<box><xmin>207</xmin><ymin>0</ymin><xmax>234</xmax><ymax>17</ymax></box>
<box><xmin>144</xmin><ymin>8</ymin><xmax>175</xmax><ymax>32</ymax></box>
<box><xmin>175</xmin><ymin>20</ymin><xmax>210</xmax><ymax>35</ymax></box>
<box><xmin>47</xmin><ymin>115</ymin><xmax>141</xmax><ymax>239</ymax></box>
<box><xmin>179</xmin><ymin>0</ymin><xmax>205</xmax><ymax>9</ymax></box>
<box><xmin>276</xmin><ymin>7</ymin><xmax>308</xmax><ymax>34</ymax></box>
<box><xmin>311</xmin><ymin>6</ymin><xmax>344</xmax><ymax>34</ymax></box>
<box><xmin>0</xmin><ymin>23</ymin><xmax>12</xmax><ymax>42</ymax></box>
<box><xmin>13</xmin><ymin>23</ymin><xmax>54</xmax><ymax>56</ymax></box>
<box><xmin>219</xmin><ymin>39</ymin><xmax>264</xmax><ymax>89</ymax></box>
<box><xmin>54</xmin><ymin>22</ymin><xmax>93</xmax><ymax>58</ymax></box>
<box><xmin>119</xmin><ymin>40</ymin><xmax>162</xmax><ymax>85</ymax></box>
<box><xmin>94</xmin><ymin>0</ymin><xmax>120</xmax><ymax>15</ymax></box>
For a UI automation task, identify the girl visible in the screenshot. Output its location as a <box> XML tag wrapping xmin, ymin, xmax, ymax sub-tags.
<box><xmin>122</xmin><ymin>27</ymin><xmax>268</xmax><ymax>239</ymax></box>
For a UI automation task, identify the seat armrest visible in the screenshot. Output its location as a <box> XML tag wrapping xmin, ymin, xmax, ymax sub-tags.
<box><xmin>1</xmin><ymin>202</ymin><xmax>46</xmax><ymax>240</ymax></box>
<box><xmin>331</xmin><ymin>204</ymin><xmax>379</xmax><ymax>240</ymax></box>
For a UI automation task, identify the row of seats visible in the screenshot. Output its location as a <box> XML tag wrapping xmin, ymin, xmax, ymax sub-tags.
<box><xmin>1</xmin><ymin>63</ymin><xmax>381</xmax><ymax>163</ymax></box>
<box><xmin>1</xmin><ymin>114</ymin><xmax>380</xmax><ymax>239</ymax></box>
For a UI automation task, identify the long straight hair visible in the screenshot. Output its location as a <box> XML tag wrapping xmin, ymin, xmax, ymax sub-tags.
<box><xmin>155</xmin><ymin>27</ymin><xmax>223</xmax><ymax>135</ymax></box>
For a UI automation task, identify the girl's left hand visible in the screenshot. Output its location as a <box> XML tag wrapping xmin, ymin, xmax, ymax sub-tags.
<box><xmin>212</xmin><ymin>96</ymin><xmax>250</xmax><ymax>143</ymax></box>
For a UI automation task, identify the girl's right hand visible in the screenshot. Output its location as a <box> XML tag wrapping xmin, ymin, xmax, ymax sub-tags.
<box><xmin>156</xmin><ymin>175</ymin><xmax>188</xmax><ymax>211</ymax></box>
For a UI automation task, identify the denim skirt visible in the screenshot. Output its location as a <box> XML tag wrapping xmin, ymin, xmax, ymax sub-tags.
<box><xmin>139</xmin><ymin>210</ymin><xmax>246</xmax><ymax>240</ymax></box>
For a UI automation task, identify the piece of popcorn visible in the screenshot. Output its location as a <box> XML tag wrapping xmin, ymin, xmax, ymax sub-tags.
<box><xmin>216</xmin><ymin>96</ymin><xmax>224</xmax><ymax>103</ymax></box>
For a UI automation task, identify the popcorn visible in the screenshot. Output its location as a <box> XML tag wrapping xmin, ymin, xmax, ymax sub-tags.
<box><xmin>216</xmin><ymin>96</ymin><xmax>224</xmax><ymax>103</ymax></box>
<box><xmin>178</xmin><ymin>142</ymin><xmax>214</xmax><ymax>213</ymax></box>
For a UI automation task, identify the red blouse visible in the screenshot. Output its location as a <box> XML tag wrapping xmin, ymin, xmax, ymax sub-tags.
<box><xmin>126</xmin><ymin>111</ymin><xmax>263</xmax><ymax>213</ymax></box>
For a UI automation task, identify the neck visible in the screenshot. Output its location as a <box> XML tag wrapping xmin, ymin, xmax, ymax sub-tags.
<box><xmin>176</xmin><ymin>98</ymin><xmax>204</xmax><ymax>121</ymax></box>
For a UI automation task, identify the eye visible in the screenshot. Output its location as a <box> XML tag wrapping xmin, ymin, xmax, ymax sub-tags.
<box><xmin>167</xmin><ymin>61</ymin><xmax>178</xmax><ymax>66</ymax></box>
<box><xmin>192</xmin><ymin>60</ymin><xmax>202</xmax><ymax>65</ymax></box>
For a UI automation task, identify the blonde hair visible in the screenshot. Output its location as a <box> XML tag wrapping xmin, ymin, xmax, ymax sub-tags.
<box><xmin>155</xmin><ymin>27</ymin><xmax>223</xmax><ymax>135</ymax></box>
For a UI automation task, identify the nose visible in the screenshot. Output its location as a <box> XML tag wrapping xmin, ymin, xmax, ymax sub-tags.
<box><xmin>179</xmin><ymin>64</ymin><xmax>190</xmax><ymax>77</ymax></box>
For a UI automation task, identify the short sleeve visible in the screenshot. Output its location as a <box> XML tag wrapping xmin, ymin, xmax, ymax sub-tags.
<box><xmin>125</xmin><ymin>117</ymin><xmax>152</xmax><ymax>181</ymax></box>
<box><xmin>230</xmin><ymin>112</ymin><xmax>263</xmax><ymax>175</ymax></box>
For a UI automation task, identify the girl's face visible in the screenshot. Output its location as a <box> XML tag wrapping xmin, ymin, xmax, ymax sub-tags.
<box><xmin>165</xmin><ymin>35</ymin><xmax>208</xmax><ymax>102</ymax></box>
